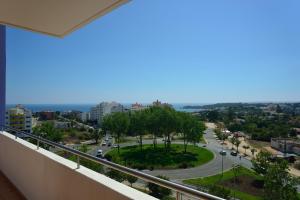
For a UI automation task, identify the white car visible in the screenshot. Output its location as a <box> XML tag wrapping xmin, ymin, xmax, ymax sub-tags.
<box><xmin>102</xmin><ymin>142</ymin><xmax>107</xmax><ymax>146</ymax></box>
<box><xmin>113</xmin><ymin>144</ymin><xmax>119</xmax><ymax>148</ymax></box>
<box><xmin>96</xmin><ymin>149</ymin><xmax>103</xmax><ymax>157</ymax></box>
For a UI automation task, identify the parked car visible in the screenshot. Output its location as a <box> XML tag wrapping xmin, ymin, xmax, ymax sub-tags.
<box><xmin>230</xmin><ymin>151</ymin><xmax>238</xmax><ymax>156</ymax></box>
<box><xmin>96</xmin><ymin>149</ymin><xmax>103</xmax><ymax>158</ymax></box>
<box><xmin>113</xmin><ymin>144</ymin><xmax>119</xmax><ymax>148</ymax></box>
<box><xmin>108</xmin><ymin>142</ymin><xmax>112</xmax><ymax>147</ymax></box>
<box><xmin>219</xmin><ymin>150</ymin><xmax>227</xmax><ymax>156</ymax></box>
<box><xmin>102</xmin><ymin>142</ymin><xmax>107</xmax><ymax>146</ymax></box>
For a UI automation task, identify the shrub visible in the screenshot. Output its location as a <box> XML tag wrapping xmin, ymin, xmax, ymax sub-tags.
<box><xmin>179</xmin><ymin>162</ymin><xmax>188</xmax><ymax>169</ymax></box>
<box><xmin>132</xmin><ymin>163</ymin><xmax>146</xmax><ymax>170</ymax></box>
<box><xmin>105</xmin><ymin>169</ymin><xmax>125</xmax><ymax>182</ymax></box>
<box><xmin>148</xmin><ymin>175</ymin><xmax>171</xmax><ymax>199</ymax></box>
<box><xmin>125</xmin><ymin>174</ymin><xmax>138</xmax><ymax>187</ymax></box>
<box><xmin>208</xmin><ymin>185</ymin><xmax>231</xmax><ymax>199</ymax></box>
<box><xmin>104</xmin><ymin>154</ymin><xmax>112</xmax><ymax>161</ymax></box>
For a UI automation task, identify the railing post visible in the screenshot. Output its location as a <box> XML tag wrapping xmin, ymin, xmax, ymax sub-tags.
<box><xmin>176</xmin><ymin>191</ymin><xmax>182</xmax><ymax>200</ymax></box>
<box><xmin>77</xmin><ymin>155</ymin><xmax>80</xmax><ymax>169</ymax></box>
<box><xmin>0</xmin><ymin>25</ymin><xmax>6</xmax><ymax>129</ymax></box>
<box><xmin>37</xmin><ymin>137</ymin><xmax>40</xmax><ymax>150</ymax></box>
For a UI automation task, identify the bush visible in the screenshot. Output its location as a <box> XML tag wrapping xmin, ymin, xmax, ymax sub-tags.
<box><xmin>104</xmin><ymin>154</ymin><xmax>112</xmax><ymax>161</ymax></box>
<box><xmin>208</xmin><ymin>185</ymin><xmax>231</xmax><ymax>199</ymax></box>
<box><xmin>105</xmin><ymin>169</ymin><xmax>125</xmax><ymax>182</ymax></box>
<box><xmin>179</xmin><ymin>162</ymin><xmax>188</xmax><ymax>169</ymax></box>
<box><xmin>125</xmin><ymin>174</ymin><xmax>138</xmax><ymax>187</ymax></box>
<box><xmin>132</xmin><ymin>163</ymin><xmax>146</xmax><ymax>170</ymax></box>
<box><xmin>148</xmin><ymin>175</ymin><xmax>171</xmax><ymax>199</ymax></box>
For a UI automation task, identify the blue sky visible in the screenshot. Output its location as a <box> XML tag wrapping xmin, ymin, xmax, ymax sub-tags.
<box><xmin>6</xmin><ymin>0</ymin><xmax>300</xmax><ymax>104</ymax></box>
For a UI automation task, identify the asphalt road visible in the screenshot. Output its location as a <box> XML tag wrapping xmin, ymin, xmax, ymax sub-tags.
<box><xmin>146</xmin><ymin>127</ymin><xmax>253</xmax><ymax>180</ymax></box>
<box><xmin>85</xmin><ymin>127</ymin><xmax>253</xmax><ymax>181</ymax></box>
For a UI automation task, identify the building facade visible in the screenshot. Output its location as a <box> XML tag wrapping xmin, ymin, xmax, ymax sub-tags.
<box><xmin>81</xmin><ymin>112</ymin><xmax>90</xmax><ymax>122</ymax></box>
<box><xmin>131</xmin><ymin>102</ymin><xmax>145</xmax><ymax>112</ymax></box>
<box><xmin>5</xmin><ymin>105</ymin><xmax>32</xmax><ymax>133</ymax></box>
<box><xmin>90</xmin><ymin>102</ymin><xmax>124</xmax><ymax>124</ymax></box>
<box><xmin>271</xmin><ymin>138</ymin><xmax>300</xmax><ymax>155</ymax></box>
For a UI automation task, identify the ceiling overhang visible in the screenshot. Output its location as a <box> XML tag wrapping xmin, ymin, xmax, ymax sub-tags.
<box><xmin>0</xmin><ymin>0</ymin><xmax>129</xmax><ymax>37</ymax></box>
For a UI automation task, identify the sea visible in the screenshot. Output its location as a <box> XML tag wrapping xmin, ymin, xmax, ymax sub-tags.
<box><xmin>6</xmin><ymin>103</ymin><xmax>208</xmax><ymax>113</ymax></box>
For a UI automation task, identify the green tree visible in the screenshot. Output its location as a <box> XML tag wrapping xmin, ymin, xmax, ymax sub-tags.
<box><xmin>176</xmin><ymin>112</ymin><xmax>193</xmax><ymax>153</ymax></box>
<box><xmin>188</xmin><ymin>119</ymin><xmax>205</xmax><ymax>146</ymax></box>
<box><xmin>125</xmin><ymin>174</ymin><xmax>138</xmax><ymax>187</ymax></box>
<box><xmin>129</xmin><ymin>110</ymin><xmax>147</xmax><ymax>151</ymax></box>
<box><xmin>34</xmin><ymin>121</ymin><xmax>63</xmax><ymax>143</ymax></box>
<box><xmin>148</xmin><ymin>175</ymin><xmax>171</xmax><ymax>199</ymax></box>
<box><xmin>159</xmin><ymin>107</ymin><xmax>177</xmax><ymax>150</ymax></box>
<box><xmin>103</xmin><ymin>112</ymin><xmax>130</xmax><ymax>154</ymax></box>
<box><xmin>90</xmin><ymin>128</ymin><xmax>103</xmax><ymax>144</ymax></box>
<box><xmin>146</xmin><ymin>106</ymin><xmax>163</xmax><ymax>149</ymax></box>
<box><xmin>264</xmin><ymin>160</ymin><xmax>299</xmax><ymax>200</ymax></box>
<box><xmin>251</xmin><ymin>151</ymin><xmax>272</xmax><ymax>176</ymax></box>
<box><xmin>251</xmin><ymin>148</ymin><xmax>257</xmax><ymax>157</ymax></box>
<box><xmin>105</xmin><ymin>169</ymin><xmax>125</xmax><ymax>182</ymax></box>
<box><xmin>207</xmin><ymin>110</ymin><xmax>220</xmax><ymax>122</ymax></box>
<box><xmin>230</xmin><ymin>137</ymin><xmax>236</xmax><ymax>150</ymax></box>
<box><xmin>235</xmin><ymin>138</ymin><xmax>241</xmax><ymax>153</ymax></box>
<box><xmin>79</xmin><ymin>144</ymin><xmax>88</xmax><ymax>153</ymax></box>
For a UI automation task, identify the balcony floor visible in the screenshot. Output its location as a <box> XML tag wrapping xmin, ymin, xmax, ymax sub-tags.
<box><xmin>0</xmin><ymin>171</ymin><xmax>26</xmax><ymax>200</ymax></box>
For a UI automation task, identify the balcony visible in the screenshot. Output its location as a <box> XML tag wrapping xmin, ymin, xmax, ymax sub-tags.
<box><xmin>0</xmin><ymin>170</ymin><xmax>25</xmax><ymax>200</ymax></box>
<box><xmin>0</xmin><ymin>131</ymin><xmax>157</xmax><ymax>200</ymax></box>
<box><xmin>0</xmin><ymin>129</ymin><xmax>224</xmax><ymax>200</ymax></box>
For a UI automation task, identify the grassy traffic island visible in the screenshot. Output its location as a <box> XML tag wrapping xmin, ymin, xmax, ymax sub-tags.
<box><xmin>105</xmin><ymin>144</ymin><xmax>214</xmax><ymax>170</ymax></box>
<box><xmin>183</xmin><ymin>166</ymin><xmax>264</xmax><ymax>200</ymax></box>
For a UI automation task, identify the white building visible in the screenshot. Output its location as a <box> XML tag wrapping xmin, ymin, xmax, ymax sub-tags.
<box><xmin>81</xmin><ymin>112</ymin><xmax>90</xmax><ymax>122</ymax></box>
<box><xmin>5</xmin><ymin>105</ymin><xmax>32</xmax><ymax>133</ymax></box>
<box><xmin>90</xmin><ymin>102</ymin><xmax>124</xmax><ymax>124</ymax></box>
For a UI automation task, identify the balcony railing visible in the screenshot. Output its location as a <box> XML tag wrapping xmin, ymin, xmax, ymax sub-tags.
<box><xmin>0</xmin><ymin>126</ymin><xmax>225</xmax><ymax>200</ymax></box>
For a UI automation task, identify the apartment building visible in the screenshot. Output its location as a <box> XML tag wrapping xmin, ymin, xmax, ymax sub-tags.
<box><xmin>5</xmin><ymin>105</ymin><xmax>32</xmax><ymax>133</ymax></box>
<box><xmin>90</xmin><ymin>102</ymin><xmax>124</xmax><ymax>124</ymax></box>
<box><xmin>81</xmin><ymin>112</ymin><xmax>90</xmax><ymax>122</ymax></box>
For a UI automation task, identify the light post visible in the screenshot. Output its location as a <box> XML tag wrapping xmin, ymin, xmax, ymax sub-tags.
<box><xmin>221</xmin><ymin>128</ymin><xmax>225</xmax><ymax>177</ymax></box>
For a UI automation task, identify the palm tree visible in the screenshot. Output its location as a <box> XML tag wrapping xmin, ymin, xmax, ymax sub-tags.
<box><xmin>235</xmin><ymin>139</ymin><xmax>241</xmax><ymax>153</ymax></box>
<box><xmin>243</xmin><ymin>145</ymin><xmax>250</xmax><ymax>155</ymax></box>
<box><xmin>230</xmin><ymin>137</ymin><xmax>236</xmax><ymax>150</ymax></box>
<box><xmin>251</xmin><ymin>148</ymin><xmax>257</xmax><ymax>157</ymax></box>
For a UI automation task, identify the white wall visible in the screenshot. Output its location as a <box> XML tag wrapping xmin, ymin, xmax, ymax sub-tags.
<box><xmin>0</xmin><ymin>131</ymin><xmax>156</xmax><ymax>200</ymax></box>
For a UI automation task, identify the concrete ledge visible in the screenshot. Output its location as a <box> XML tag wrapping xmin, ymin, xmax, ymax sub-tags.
<box><xmin>0</xmin><ymin>131</ymin><xmax>157</xmax><ymax>200</ymax></box>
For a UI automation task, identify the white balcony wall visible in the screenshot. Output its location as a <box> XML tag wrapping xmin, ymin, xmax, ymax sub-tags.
<box><xmin>0</xmin><ymin>131</ymin><xmax>157</xmax><ymax>200</ymax></box>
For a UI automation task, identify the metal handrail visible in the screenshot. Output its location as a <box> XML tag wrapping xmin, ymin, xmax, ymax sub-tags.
<box><xmin>0</xmin><ymin>126</ymin><xmax>225</xmax><ymax>200</ymax></box>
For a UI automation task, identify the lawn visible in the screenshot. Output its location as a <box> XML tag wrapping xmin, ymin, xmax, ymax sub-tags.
<box><xmin>183</xmin><ymin>167</ymin><xmax>264</xmax><ymax>200</ymax></box>
<box><xmin>106</xmin><ymin>144</ymin><xmax>214</xmax><ymax>170</ymax></box>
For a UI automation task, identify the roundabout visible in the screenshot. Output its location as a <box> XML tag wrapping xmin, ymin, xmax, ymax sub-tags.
<box><xmin>105</xmin><ymin>144</ymin><xmax>214</xmax><ymax>170</ymax></box>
